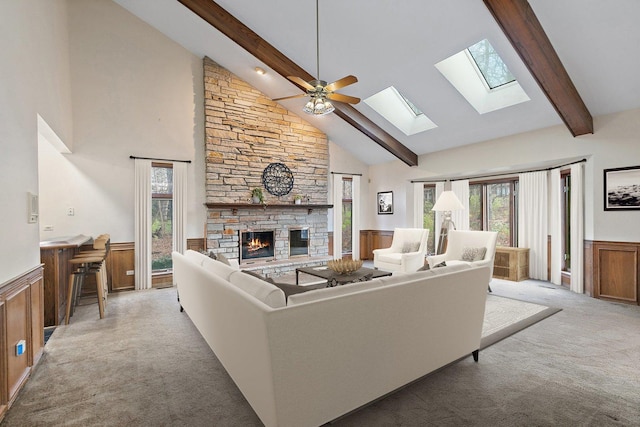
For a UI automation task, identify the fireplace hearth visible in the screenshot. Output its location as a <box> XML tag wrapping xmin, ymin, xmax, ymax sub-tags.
<box><xmin>240</xmin><ymin>230</ymin><xmax>275</xmax><ymax>263</ymax></box>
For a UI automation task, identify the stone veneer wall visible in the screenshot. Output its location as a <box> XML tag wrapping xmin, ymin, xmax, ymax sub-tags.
<box><xmin>203</xmin><ymin>57</ymin><xmax>329</xmax><ymax>269</ymax></box>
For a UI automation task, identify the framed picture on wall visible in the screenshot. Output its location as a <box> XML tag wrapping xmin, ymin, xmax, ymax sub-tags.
<box><xmin>604</xmin><ymin>165</ymin><xmax>640</xmax><ymax>210</ymax></box>
<box><xmin>377</xmin><ymin>191</ymin><xmax>394</xmax><ymax>214</ymax></box>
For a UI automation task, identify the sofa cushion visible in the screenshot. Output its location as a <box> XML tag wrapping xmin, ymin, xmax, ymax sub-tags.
<box><xmin>461</xmin><ymin>246</ymin><xmax>487</xmax><ymax>262</ymax></box>
<box><xmin>288</xmin><ymin>279</ymin><xmax>387</xmax><ymax>306</ymax></box>
<box><xmin>228</xmin><ymin>271</ymin><xmax>286</xmax><ymax>309</ymax></box>
<box><xmin>216</xmin><ymin>252</ymin><xmax>231</xmax><ymax>265</ymax></box>
<box><xmin>184</xmin><ymin>249</ymin><xmax>209</xmax><ymax>266</ymax></box>
<box><xmin>382</xmin><ymin>263</ymin><xmax>471</xmax><ymax>285</ymax></box>
<box><xmin>427</xmin><ymin>263</ymin><xmax>472</xmax><ymax>275</ymax></box>
<box><xmin>201</xmin><ymin>256</ymin><xmax>239</xmax><ymax>281</ymax></box>
<box><xmin>419</xmin><ymin>260</ymin><xmax>446</xmax><ymax>271</ymax></box>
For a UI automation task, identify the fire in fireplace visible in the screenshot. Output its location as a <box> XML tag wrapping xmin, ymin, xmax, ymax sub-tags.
<box><xmin>289</xmin><ymin>227</ymin><xmax>310</xmax><ymax>257</ymax></box>
<box><xmin>239</xmin><ymin>230</ymin><xmax>275</xmax><ymax>263</ymax></box>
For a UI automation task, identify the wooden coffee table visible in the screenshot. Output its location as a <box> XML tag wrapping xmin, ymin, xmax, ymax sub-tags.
<box><xmin>295</xmin><ymin>265</ymin><xmax>392</xmax><ymax>286</ymax></box>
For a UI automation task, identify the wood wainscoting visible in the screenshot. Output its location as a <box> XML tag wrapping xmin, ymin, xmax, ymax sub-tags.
<box><xmin>360</xmin><ymin>230</ymin><xmax>394</xmax><ymax>260</ymax></box>
<box><xmin>108</xmin><ymin>242</ymin><xmax>135</xmax><ymax>291</ymax></box>
<box><xmin>106</xmin><ymin>238</ymin><xmax>205</xmax><ymax>291</ymax></box>
<box><xmin>0</xmin><ymin>266</ymin><xmax>44</xmax><ymax>422</ymax></box>
<box><xmin>328</xmin><ymin>230</ymin><xmax>394</xmax><ymax>260</ymax></box>
<box><xmin>587</xmin><ymin>240</ymin><xmax>640</xmax><ymax>305</ymax></box>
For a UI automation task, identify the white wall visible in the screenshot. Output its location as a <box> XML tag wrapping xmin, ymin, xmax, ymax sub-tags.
<box><xmin>328</xmin><ymin>141</ymin><xmax>370</xmax><ymax>232</ymax></box>
<box><xmin>367</xmin><ymin>107</ymin><xmax>640</xmax><ymax>242</ymax></box>
<box><xmin>0</xmin><ymin>0</ymin><xmax>74</xmax><ymax>283</ymax></box>
<box><xmin>37</xmin><ymin>0</ymin><xmax>206</xmax><ymax>243</ymax></box>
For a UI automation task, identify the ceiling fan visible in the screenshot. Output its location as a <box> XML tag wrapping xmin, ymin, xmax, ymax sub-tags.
<box><xmin>272</xmin><ymin>0</ymin><xmax>360</xmax><ymax>115</ymax></box>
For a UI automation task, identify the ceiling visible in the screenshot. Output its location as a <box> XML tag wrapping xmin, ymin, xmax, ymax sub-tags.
<box><xmin>113</xmin><ymin>0</ymin><xmax>640</xmax><ymax>166</ymax></box>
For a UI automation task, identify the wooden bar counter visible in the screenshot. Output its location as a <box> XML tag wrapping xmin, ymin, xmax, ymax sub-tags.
<box><xmin>40</xmin><ymin>235</ymin><xmax>91</xmax><ymax>326</ymax></box>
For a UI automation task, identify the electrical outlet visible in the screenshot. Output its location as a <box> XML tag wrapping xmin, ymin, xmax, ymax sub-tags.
<box><xmin>67</xmin><ymin>207</ymin><xmax>75</xmax><ymax>216</ymax></box>
<box><xmin>126</xmin><ymin>270</ymin><xmax>134</xmax><ymax>276</ymax></box>
<box><xmin>16</xmin><ymin>340</ymin><xmax>26</xmax><ymax>356</ymax></box>
<box><xmin>44</xmin><ymin>225</ymin><xmax>54</xmax><ymax>231</ymax></box>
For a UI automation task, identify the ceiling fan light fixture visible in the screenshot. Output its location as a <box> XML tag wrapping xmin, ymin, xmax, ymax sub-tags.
<box><xmin>271</xmin><ymin>0</ymin><xmax>358</xmax><ymax>114</ymax></box>
<box><xmin>303</xmin><ymin>96</ymin><xmax>334</xmax><ymax>116</ymax></box>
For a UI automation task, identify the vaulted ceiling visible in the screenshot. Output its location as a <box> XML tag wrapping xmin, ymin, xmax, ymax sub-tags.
<box><xmin>114</xmin><ymin>0</ymin><xmax>640</xmax><ymax>166</ymax></box>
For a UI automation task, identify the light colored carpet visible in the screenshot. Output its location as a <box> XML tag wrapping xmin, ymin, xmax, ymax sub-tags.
<box><xmin>481</xmin><ymin>294</ymin><xmax>561</xmax><ymax>350</ymax></box>
<box><xmin>2</xmin><ymin>279</ymin><xmax>638</xmax><ymax>426</ymax></box>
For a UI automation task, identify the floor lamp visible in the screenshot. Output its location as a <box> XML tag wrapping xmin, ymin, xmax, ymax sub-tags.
<box><xmin>432</xmin><ymin>191</ymin><xmax>464</xmax><ymax>255</ymax></box>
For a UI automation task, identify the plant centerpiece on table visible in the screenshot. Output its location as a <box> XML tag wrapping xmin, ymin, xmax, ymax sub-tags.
<box><xmin>293</xmin><ymin>194</ymin><xmax>303</xmax><ymax>204</ymax></box>
<box><xmin>251</xmin><ymin>187</ymin><xmax>264</xmax><ymax>204</ymax></box>
<box><xmin>327</xmin><ymin>259</ymin><xmax>363</xmax><ymax>274</ymax></box>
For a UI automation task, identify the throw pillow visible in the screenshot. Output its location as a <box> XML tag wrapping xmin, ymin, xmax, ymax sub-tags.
<box><xmin>461</xmin><ymin>246</ymin><xmax>487</xmax><ymax>262</ymax></box>
<box><xmin>207</xmin><ymin>251</ymin><xmax>217</xmax><ymax>260</ymax></box>
<box><xmin>216</xmin><ymin>252</ymin><xmax>231</xmax><ymax>266</ymax></box>
<box><xmin>401</xmin><ymin>242</ymin><xmax>420</xmax><ymax>253</ymax></box>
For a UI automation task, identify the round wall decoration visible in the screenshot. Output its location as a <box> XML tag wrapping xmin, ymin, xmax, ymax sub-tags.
<box><xmin>262</xmin><ymin>162</ymin><xmax>294</xmax><ymax>196</ymax></box>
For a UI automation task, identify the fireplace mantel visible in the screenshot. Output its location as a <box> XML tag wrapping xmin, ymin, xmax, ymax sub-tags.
<box><xmin>205</xmin><ymin>203</ymin><xmax>333</xmax><ymax>215</ymax></box>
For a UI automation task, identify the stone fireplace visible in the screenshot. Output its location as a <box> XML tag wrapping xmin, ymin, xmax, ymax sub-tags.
<box><xmin>203</xmin><ymin>58</ymin><xmax>330</xmax><ymax>276</ymax></box>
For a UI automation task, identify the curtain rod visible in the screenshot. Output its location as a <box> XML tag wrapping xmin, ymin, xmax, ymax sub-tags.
<box><xmin>129</xmin><ymin>155</ymin><xmax>191</xmax><ymax>163</ymax></box>
<box><xmin>411</xmin><ymin>158</ymin><xmax>587</xmax><ymax>183</ymax></box>
<box><xmin>331</xmin><ymin>171</ymin><xmax>363</xmax><ymax>176</ymax></box>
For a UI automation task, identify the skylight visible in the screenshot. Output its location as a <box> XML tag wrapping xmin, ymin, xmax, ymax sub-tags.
<box><xmin>467</xmin><ymin>39</ymin><xmax>515</xmax><ymax>89</ymax></box>
<box><xmin>435</xmin><ymin>38</ymin><xmax>530</xmax><ymax>114</ymax></box>
<box><xmin>364</xmin><ymin>86</ymin><xmax>437</xmax><ymax>136</ymax></box>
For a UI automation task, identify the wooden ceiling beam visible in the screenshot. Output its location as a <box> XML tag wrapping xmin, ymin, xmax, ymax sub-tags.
<box><xmin>177</xmin><ymin>0</ymin><xmax>419</xmax><ymax>166</ymax></box>
<box><xmin>483</xmin><ymin>0</ymin><xmax>593</xmax><ymax>136</ymax></box>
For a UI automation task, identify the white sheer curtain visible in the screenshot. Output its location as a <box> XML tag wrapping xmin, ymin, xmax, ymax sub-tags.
<box><xmin>518</xmin><ymin>171</ymin><xmax>548</xmax><ymax>280</ymax></box>
<box><xmin>332</xmin><ymin>174</ymin><xmax>343</xmax><ymax>259</ymax></box>
<box><xmin>549</xmin><ymin>168</ymin><xmax>562</xmax><ymax>285</ymax></box>
<box><xmin>570</xmin><ymin>163</ymin><xmax>585</xmax><ymax>293</ymax></box>
<box><xmin>451</xmin><ymin>180</ymin><xmax>470</xmax><ymax>230</ymax></box>
<box><xmin>433</xmin><ymin>182</ymin><xmax>445</xmax><ymax>246</ymax></box>
<box><xmin>351</xmin><ymin>175</ymin><xmax>361</xmax><ymax>260</ymax></box>
<box><xmin>412</xmin><ymin>182</ymin><xmax>425</xmax><ymax>229</ymax></box>
<box><xmin>173</xmin><ymin>162</ymin><xmax>188</xmax><ymax>255</ymax></box>
<box><xmin>134</xmin><ymin>159</ymin><xmax>152</xmax><ymax>290</ymax></box>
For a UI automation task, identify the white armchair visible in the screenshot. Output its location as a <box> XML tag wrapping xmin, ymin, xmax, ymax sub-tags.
<box><xmin>426</xmin><ymin>230</ymin><xmax>498</xmax><ymax>285</ymax></box>
<box><xmin>373</xmin><ymin>228</ymin><xmax>429</xmax><ymax>273</ymax></box>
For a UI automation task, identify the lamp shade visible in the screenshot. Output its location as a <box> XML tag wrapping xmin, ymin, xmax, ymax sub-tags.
<box><xmin>432</xmin><ymin>190</ymin><xmax>464</xmax><ymax>212</ymax></box>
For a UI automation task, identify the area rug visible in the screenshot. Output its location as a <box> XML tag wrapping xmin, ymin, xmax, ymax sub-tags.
<box><xmin>481</xmin><ymin>294</ymin><xmax>561</xmax><ymax>349</ymax></box>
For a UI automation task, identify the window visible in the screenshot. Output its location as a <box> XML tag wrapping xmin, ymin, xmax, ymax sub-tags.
<box><xmin>363</xmin><ymin>86</ymin><xmax>437</xmax><ymax>136</ymax></box>
<box><xmin>561</xmin><ymin>171</ymin><xmax>571</xmax><ymax>271</ymax></box>
<box><xmin>423</xmin><ymin>185</ymin><xmax>436</xmax><ymax>255</ymax></box>
<box><xmin>434</xmin><ymin>39</ymin><xmax>530</xmax><ymax>114</ymax></box>
<box><xmin>467</xmin><ymin>39</ymin><xmax>516</xmax><ymax>89</ymax></box>
<box><xmin>469</xmin><ymin>179</ymin><xmax>518</xmax><ymax>247</ymax></box>
<box><xmin>151</xmin><ymin>163</ymin><xmax>173</xmax><ymax>271</ymax></box>
<box><xmin>342</xmin><ymin>178</ymin><xmax>353</xmax><ymax>256</ymax></box>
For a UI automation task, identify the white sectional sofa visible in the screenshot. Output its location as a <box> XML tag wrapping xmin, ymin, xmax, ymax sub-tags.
<box><xmin>173</xmin><ymin>250</ymin><xmax>491</xmax><ymax>427</ymax></box>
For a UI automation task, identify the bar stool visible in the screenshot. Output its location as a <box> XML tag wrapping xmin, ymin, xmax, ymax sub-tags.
<box><xmin>65</xmin><ymin>235</ymin><xmax>110</xmax><ymax>324</ymax></box>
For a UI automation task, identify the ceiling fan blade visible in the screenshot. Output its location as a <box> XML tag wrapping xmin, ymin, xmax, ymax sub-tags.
<box><xmin>272</xmin><ymin>93</ymin><xmax>308</xmax><ymax>102</ymax></box>
<box><xmin>324</xmin><ymin>75</ymin><xmax>358</xmax><ymax>92</ymax></box>
<box><xmin>286</xmin><ymin>76</ymin><xmax>315</xmax><ymax>91</ymax></box>
<box><xmin>327</xmin><ymin>92</ymin><xmax>361</xmax><ymax>104</ymax></box>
